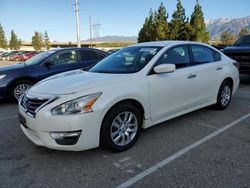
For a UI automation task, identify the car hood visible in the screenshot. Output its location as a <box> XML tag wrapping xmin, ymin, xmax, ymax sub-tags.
<box><xmin>223</xmin><ymin>46</ymin><xmax>250</xmax><ymax>53</ymax></box>
<box><xmin>29</xmin><ymin>69</ymin><xmax>129</xmax><ymax>95</ymax></box>
<box><xmin>0</xmin><ymin>63</ymin><xmax>25</xmax><ymax>72</ymax></box>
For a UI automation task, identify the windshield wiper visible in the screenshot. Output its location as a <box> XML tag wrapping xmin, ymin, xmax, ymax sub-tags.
<box><xmin>92</xmin><ymin>70</ymin><xmax>114</xmax><ymax>73</ymax></box>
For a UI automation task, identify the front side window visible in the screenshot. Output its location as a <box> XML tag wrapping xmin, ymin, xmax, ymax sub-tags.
<box><xmin>90</xmin><ymin>47</ymin><xmax>161</xmax><ymax>74</ymax></box>
<box><xmin>25</xmin><ymin>50</ymin><xmax>56</xmax><ymax>65</ymax></box>
<box><xmin>191</xmin><ymin>45</ymin><xmax>214</xmax><ymax>65</ymax></box>
<box><xmin>48</xmin><ymin>50</ymin><xmax>77</xmax><ymax>65</ymax></box>
<box><xmin>156</xmin><ymin>46</ymin><xmax>190</xmax><ymax>69</ymax></box>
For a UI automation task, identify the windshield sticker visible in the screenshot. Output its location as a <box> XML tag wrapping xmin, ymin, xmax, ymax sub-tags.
<box><xmin>139</xmin><ymin>48</ymin><xmax>157</xmax><ymax>53</ymax></box>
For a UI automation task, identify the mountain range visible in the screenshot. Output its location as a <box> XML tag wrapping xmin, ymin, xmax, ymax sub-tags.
<box><xmin>83</xmin><ymin>36</ymin><xmax>137</xmax><ymax>43</ymax></box>
<box><xmin>206</xmin><ymin>16</ymin><xmax>250</xmax><ymax>40</ymax></box>
<box><xmin>83</xmin><ymin>16</ymin><xmax>250</xmax><ymax>42</ymax></box>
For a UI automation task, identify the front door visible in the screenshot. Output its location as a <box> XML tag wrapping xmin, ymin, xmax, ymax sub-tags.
<box><xmin>148</xmin><ymin>45</ymin><xmax>197</xmax><ymax>123</ymax></box>
<box><xmin>39</xmin><ymin>49</ymin><xmax>78</xmax><ymax>80</ymax></box>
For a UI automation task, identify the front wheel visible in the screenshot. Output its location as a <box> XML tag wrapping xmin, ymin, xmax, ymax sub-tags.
<box><xmin>100</xmin><ymin>103</ymin><xmax>142</xmax><ymax>152</ymax></box>
<box><xmin>214</xmin><ymin>80</ymin><xmax>232</xmax><ymax>110</ymax></box>
<box><xmin>10</xmin><ymin>80</ymin><xmax>33</xmax><ymax>102</ymax></box>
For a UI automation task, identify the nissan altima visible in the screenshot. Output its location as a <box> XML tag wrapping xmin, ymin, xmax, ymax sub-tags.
<box><xmin>18</xmin><ymin>41</ymin><xmax>239</xmax><ymax>152</ymax></box>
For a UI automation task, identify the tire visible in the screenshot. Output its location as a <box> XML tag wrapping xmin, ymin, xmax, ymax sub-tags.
<box><xmin>100</xmin><ymin>103</ymin><xmax>143</xmax><ymax>152</ymax></box>
<box><xmin>10</xmin><ymin>80</ymin><xmax>33</xmax><ymax>102</ymax></box>
<box><xmin>214</xmin><ymin>80</ymin><xmax>232</xmax><ymax>110</ymax></box>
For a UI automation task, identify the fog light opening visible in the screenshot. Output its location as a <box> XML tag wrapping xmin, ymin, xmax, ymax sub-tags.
<box><xmin>50</xmin><ymin>130</ymin><xmax>82</xmax><ymax>145</ymax></box>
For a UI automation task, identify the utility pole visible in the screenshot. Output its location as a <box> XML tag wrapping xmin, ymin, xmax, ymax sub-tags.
<box><xmin>89</xmin><ymin>16</ymin><xmax>92</xmax><ymax>47</ymax></box>
<box><xmin>75</xmin><ymin>0</ymin><xmax>81</xmax><ymax>48</ymax></box>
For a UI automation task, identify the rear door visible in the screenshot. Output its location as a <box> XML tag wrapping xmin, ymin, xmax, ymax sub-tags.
<box><xmin>189</xmin><ymin>45</ymin><xmax>224</xmax><ymax>105</ymax></box>
<box><xmin>77</xmin><ymin>49</ymin><xmax>105</xmax><ymax>70</ymax></box>
<box><xmin>148</xmin><ymin>45</ymin><xmax>198</xmax><ymax>123</ymax></box>
<box><xmin>39</xmin><ymin>49</ymin><xmax>78</xmax><ymax>80</ymax></box>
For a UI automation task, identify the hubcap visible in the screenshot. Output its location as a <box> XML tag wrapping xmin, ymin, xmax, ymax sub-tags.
<box><xmin>110</xmin><ymin>111</ymin><xmax>138</xmax><ymax>147</ymax></box>
<box><xmin>14</xmin><ymin>84</ymin><xmax>30</xmax><ymax>101</ymax></box>
<box><xmin>220</xmin><ymin>85</ymin><xmax>231</xmax><ymax>106</ymax></box>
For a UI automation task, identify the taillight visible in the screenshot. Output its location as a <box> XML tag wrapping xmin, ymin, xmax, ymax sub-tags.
<box><xmin>233</xmin><ymin>61</ymin><xmax>240</xmax><ymax>70</ymax></box>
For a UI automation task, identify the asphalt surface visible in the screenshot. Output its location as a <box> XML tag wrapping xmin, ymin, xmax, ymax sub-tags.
<box><xmin>0</xmin><ymin>75</ymin><xmax>250</xmax><ymax>188</ymax></box>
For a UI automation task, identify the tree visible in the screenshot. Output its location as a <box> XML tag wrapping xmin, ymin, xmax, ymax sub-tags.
<box><xmin>239</xmin><ymin>27</ymin><xmax>249</xmax><ymax>38</ymax></box>
<box><xmin>153</xmin><ymin>2</ymin><xmax>170</xmax><ymax>41</ymax></box>
<box><xmin>190</xmin><ymin>0</ymin><xmax>210</xmax><ymax>42</ymax></box>
<box><xmin>44</xmin><ymin>31</ymin><xmax>51</xmax><ymax>50</ymax></box>
<box><xmin>169</xmin><ymin>0</ymin><xmax>187</xmax><ymax>40</ymax></box>
<box><xmin>138</xmin><ymin>3</ymin><xmax>170</xmax><ymax>42</ymax></box>
<box><xmin>0</xmin><ymin>24</ymin><xmax>8</xmax><ymax>49</ymax></box>
<box><xmin>221</xmin><ymin>31</ymin><xmax>235</xmax><ymax>45</ymax></box>
<box><xmin>32</xmin><ymin>31</ymin><xmax>43</xmax><ymax>51</ymax></box>
<box><xmin>138</xmin><ymin>9</ymin><xmax>155</xmax><ymax>42</ymax></box>
<box><xmin>9</xmin><ymin>30</ymin><xmax>21</xmax><ymax>50</ymax></box>
<box><xmin>181</xmin><ymin>18</ymin><xmax>193</xmax><ymax>40</ymax></box>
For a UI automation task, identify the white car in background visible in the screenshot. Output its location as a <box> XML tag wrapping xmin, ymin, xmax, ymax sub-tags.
<box><xmin>18</xmin><ymin>41</ymin><xmax>239</xmax><ymax>152</ymax></box>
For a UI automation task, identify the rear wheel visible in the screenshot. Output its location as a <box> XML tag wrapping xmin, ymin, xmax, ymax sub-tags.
<box><xmin>100</xmin><ymin>103</ymin><xmax>142</xmax><ymax>152</ymax></box>
<box><xmin>10</xmin><ymin>80</ymin><xmax>33</xmax><ymax>102</ymax></box>
<box><xmin>214</xmin><ymin>80</ymin><xmax>232</xmax><ymax>110</ymax></box>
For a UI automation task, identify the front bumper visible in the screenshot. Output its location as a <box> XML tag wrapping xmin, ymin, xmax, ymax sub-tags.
<box><xmin>0</xmin><ymin>80</ymin><xmax>9</xmax><ymax>100</ymax></box>
<box><xmin>19</xmin><ymin>105</ymin><xmax>103</xmax><ymax>151</ymax></box>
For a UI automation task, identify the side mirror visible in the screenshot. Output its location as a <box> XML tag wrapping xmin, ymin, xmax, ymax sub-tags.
<box><xmin>44</xmin><ymin>60</ymin><xmax>54</xmax><ymax>67</ymax></box>
<box><xmin>154</xmin><ymin>64</ymin><xmax>176</xmax><ymax>74</ymax></box>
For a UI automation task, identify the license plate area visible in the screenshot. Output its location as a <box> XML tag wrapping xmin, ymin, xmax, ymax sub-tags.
<box><xmin>18</xmin><ymin>113</ymin><xmax>28</xmax><ymax>128</ymax></box>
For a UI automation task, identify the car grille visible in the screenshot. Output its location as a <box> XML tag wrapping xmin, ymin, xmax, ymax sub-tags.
<box><xmin>20</xmin><ymin>94</ymin><xmax>49</xmax><ymax>117</ymax></box>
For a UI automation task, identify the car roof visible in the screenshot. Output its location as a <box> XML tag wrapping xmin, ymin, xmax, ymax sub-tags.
<box><xmin>48</xmin><ymin>47</ymin><xmax>107</xmax><ymax>54</ymax></box>
<box><xmin>130</xmin><ymin>40</ymin><xmax>209</xmax><ymax>47</ymax></box>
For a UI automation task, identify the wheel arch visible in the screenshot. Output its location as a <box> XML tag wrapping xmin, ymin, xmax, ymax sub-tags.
<box><xmin>223</xmin><ymin>77</ymin><xmax>234</xmax><ymax>90</ymax></box>
<box><xmin>99</xmin><ymin>98</ymin><xmax>146</xmax><ymax>143</ymax></box>
<box><xmin>102</xmin><ymin>98</ymin><xmax>145</xmax><ymax>123</ymax></box>
<box><xmin>7</xmin><ymin>77</ymin><xmax>37</xmax><ymax>95</ymax></box>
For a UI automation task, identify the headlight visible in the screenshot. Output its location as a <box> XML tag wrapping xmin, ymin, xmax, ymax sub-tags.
<box><xmin>51</xmin><ymin>92</ymin><xmax>101</xmax><ymax>115</ymax></box>
<box><xmin>0</xmin><ymin>74</ymin><xmax>6</xmax><ymax>80</ymax></box>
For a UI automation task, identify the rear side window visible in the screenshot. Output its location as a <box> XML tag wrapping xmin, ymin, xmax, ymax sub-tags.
<box><xmin>191</xmin><ymin>45</ymin><xmax>214</xmax><ymax>65</ymax></box>
<box><xmin>157</xmin><ymin>46</ymin><xmax>190</xmax><ymax>69</ymax></box>
<box><xmin>79</xmin><ymin>50</ymin><xmax>99</xmax><ymax>61</ymax></box>
<box><xmin>98</xmin><ymin>52</ymin><xmax>106</xmax><ymax>60</ymax></box>
<box><xmin>212</xmin><ymin>50</ymin><xmax>221</xmax><ymax>61</ymax></box>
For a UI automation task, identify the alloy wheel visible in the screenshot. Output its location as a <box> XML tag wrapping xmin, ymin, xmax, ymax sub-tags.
<box><xmin>14</xmin><ymin>84</ymin><xmax>30</xmax><ymax>101</ymax></box>
<box><xmin>110</xmin><ymin>111</ymin><xmax>138</xmax><ymax>147</ymax></box>
<box><xmin>220</xmin><ymin>85</ymin><xmax>231</xmax><ymax>107</ymax></box>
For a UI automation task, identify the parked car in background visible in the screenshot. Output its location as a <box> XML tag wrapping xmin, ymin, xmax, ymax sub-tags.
<box><xmin>107</xmin><ymin>49</ymin><xmax>119</xmax><ymax>54</ymax></box>
<box><xmin>0</xmin><ymin>51</ymin><xmax>7</xmax><ymax>58</ymax></box>
<box><xmin>0</xmin><ymin>48</ymin><xmax>107</xmax><ymax>101</ymax></box>
<box><xmin>1</xmin><ymin>51</ymin><xmax>18</xmax><ymax>60</ymax></box>
<box><xmin>18</xmin><ymin>41</ymin><xmax>239</xmax><ymax>152</ymax></box>
<box><xmin>222</xmin><ymin>34</ymin><xmax>250</xmax><ymax>74</ymax></box>
<box><xmin>9</xmin><ymin>51</ymin><xmax>27</xmax><ymax>61</ymax></box>
<box><xmin>19</xmin><ymin>51</ymin><xmax>39</xmax><ymax>61</ymax></box>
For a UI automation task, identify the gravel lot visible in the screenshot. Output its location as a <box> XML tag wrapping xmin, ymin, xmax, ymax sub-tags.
<box><xmin>0</xmin><ymin>60</ymin><xmax>250</xmax><ymax>188</ymax></box>
<box><xmin>0</xmin><ymin>60</ymin><xmax>20</xmax><ymax>67</ymax></box>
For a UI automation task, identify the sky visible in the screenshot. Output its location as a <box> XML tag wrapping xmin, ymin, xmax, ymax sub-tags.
<box><xmin>0</xmin><ymin>0</ymin><xmax>250</xmax><ymax>42</ymax></box>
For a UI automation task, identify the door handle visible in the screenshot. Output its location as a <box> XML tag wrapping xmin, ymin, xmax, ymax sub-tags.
<box><xmin>216</xmin><ymin>67</ymin><xmax>223</xmax><ymax>70</ymax></box>
<box><xmin>187</xmin><ymin>74</ymin><xmax>196</xmax><ymax>79</ymax></box>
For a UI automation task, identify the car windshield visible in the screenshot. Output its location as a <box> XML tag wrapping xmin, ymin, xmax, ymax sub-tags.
<box><xmin>90</xmin><ymin>47</ymin><xmax>161</xmax><ymax>74</ymax></box>
<box><xmin>25</xmin><ymin>50</ymin><xmax>56</xmax><ymax>65</ymax></box>
<box><xmin>234</xmin><ymin>35</ymin><xmax>250</xmax><ymax>46</ymax></box>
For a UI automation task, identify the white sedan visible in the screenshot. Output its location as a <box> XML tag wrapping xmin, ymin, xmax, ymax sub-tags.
<box><xmin>18</xmin><ymin>41</ymin><xmax>239</xmax><ymax>152</ymax></box>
